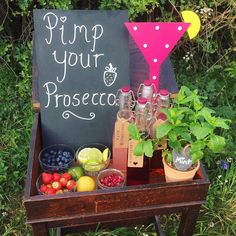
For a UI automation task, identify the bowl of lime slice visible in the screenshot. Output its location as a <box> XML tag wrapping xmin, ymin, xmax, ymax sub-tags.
<box><xmin>75</xmin><ymin>143</ymin><xmax>111</xmax><ymax>176</ymax></box>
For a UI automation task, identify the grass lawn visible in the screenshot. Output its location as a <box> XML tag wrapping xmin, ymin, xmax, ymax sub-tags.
<box><xmin>0</xmin><ymin>59</ymin><xmax>235</xmax><ymax>235</ymax></box>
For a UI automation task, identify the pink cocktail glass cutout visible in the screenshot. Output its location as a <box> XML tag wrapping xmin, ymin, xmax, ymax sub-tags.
<box><xmin>125</xmin><ymin>22</ymin><xmax>190</xmax><ymax>90</ymax></box>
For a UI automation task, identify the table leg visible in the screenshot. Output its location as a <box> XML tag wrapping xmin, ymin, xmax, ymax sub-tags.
<box><xmin>154</xmin><ymin>215</ymin><xmax>164</xmax><ymax>236</ymax></box>
<box><xmin>178</xmin><ymin>205</ymin><xmax>201</xmax><ymax>236</ymax></box>
<box><xmin>32</xmin><ymin>223</ymin><xmax>49</xmax><ymax>236</ymax></box>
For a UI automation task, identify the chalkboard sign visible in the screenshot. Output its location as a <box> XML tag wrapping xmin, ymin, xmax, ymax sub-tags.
<box><xmin>172</xmin><ymin>148</ymin><xmax>193</xmax><ymax>171</ymax></box>
<box><xmin>33</xmin><ymin>10</ymin><xmax>129</xmax><ymax>149</ymax></box>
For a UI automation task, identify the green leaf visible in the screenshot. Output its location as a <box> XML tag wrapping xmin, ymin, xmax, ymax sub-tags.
<box><xmin>207</xmin><ymin>135</ymin><xmax>226</xmax><ymax>153</ymax></box>
<box><xmin>167</xmin><ymin>152</ymin><xmax>172</xmax><ymax>163</ymax></box>
<box><xmin>199</xmin><ymin>107</ymin><xmax>216</xmax><ymax>116</ymax></box>
<box><xmin>128</xmin><ymin>124</ymin><xmax>140</xmax><ymax>140</ymax></box>
<box><xmin>168</xmin><ymin>139</ymin><xmax>181</xmax><ymax>152</ymax></box>
<box><xmin>191</xmin><ymin>150</ymin><xmax>204</xmax><ymax>163</ymax></box>
<box><xmin>214</xmin><ymin>118</ymin><xmax>230</xmax><ymax>129</ymax></box>
<box><xmin>156</xmin><ymin>123</ymin><xmax>172</xmax><ymax>139</ymax></box>
<box><xmin>173</xmin><ymin>126</ymin><xmax>192</xmax><ymax>142</ymax></box>
<box><xmin>168</xmin><ymin>130</ymin><xmax>177</xmax><ymax>142</ymax></box>
<box><xmin>191</xmin><ymin>141</ymin><xmax>205</xmax><ymax>153</ymax></box>
<box><xmin>190</xmin><ymin>123</ymin><xmax>213</xmax><ymax>140</ymax></box>
<box><xmin>193</xmin><ymin>97</ymin><xmax>203</xmax><ymax>111</ymax></box>
<box><xmin>143</xmin><ymin>140</ymin><xmax>154</xmax><ymax>158</ymax></box>
<box><xmin>134</xmin><ymin>142</ymin><xmax>143</xmax><ymax>156</ymax></box>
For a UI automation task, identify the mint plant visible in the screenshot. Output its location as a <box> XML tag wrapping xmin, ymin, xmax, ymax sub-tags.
<box><xmin>128</xmin><ymin>124</ymin><xmax>154</xmax><ymax>158</ymax></box>
<box><xmin>128</xmin><ymin>86</ymin><xmax>230</xmax><ymax>165</ymax></box>
<box><xmin>156</xmin><ymin>86</ymin><xmax>230</xmax><ymax>164</ymax></box>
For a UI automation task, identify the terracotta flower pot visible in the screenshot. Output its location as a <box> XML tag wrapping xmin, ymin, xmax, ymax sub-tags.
<box><xmin>162</xmin><ymin>156</ymin><xmax>200</xmax><ymax>182</ymax></box>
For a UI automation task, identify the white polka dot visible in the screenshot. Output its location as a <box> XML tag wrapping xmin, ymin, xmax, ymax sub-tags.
<box><xmin>143</xmin><ymin>43</ymin><xmax>148</xmax><ymax>48</ymax></box>
<box><xmin>155</xmin><ymin>26</ymin><xmax>160</xmax><ymax>30</ymax></box>
<box><xmin>152</xmin><ymin>76</ymin><xmax>157</xmax><ymax>80</ymax></box>
<box><xmin>178</xmin><ymin>26</ymin><xmax>182</xmax><ymax>31</ymax></box>
<box><xmin>165</xmin><ymin>44</ymin><xmax>169</xmax><ymax>48</ymax></box>
<box><xmin>133</xmin><ymin>26</ymin><xmax>138</xmax><ymax>31</ymax></box>
<box><xmin>153</xmin><ymin>58</ymin><xmax>158</xmax><ymax>63</ymax></box>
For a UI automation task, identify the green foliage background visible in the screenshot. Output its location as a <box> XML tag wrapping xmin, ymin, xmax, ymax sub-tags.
<box><xmin>0</xmin><ymin>0</ymin><xmax>235</xmax><ymax>235</ymax></box>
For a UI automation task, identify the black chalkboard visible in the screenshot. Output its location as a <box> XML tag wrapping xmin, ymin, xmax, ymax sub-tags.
<box><xmin>33</xmin><ymin>10</ymin><xmax>129</xmax><ymax>150</ymax></box>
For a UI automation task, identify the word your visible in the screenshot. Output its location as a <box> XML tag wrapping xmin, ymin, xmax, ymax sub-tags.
<box><xmin>43</xmin><ymin>82</ymin><xmax>116</xmax><ymax>109</ymax></box>
<box><xmin>52</xmin><ymin>50</ymin><xmax>104</xmax><ymax>83</ymax></box>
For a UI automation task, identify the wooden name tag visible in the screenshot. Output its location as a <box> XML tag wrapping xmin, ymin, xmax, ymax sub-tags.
<box><xmin>128</xmin><ymin>140</ymin><xmax>144</xmax><ymax>168</ymax></box>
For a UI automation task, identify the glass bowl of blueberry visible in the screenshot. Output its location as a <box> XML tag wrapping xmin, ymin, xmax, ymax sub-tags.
<box><xmin>39</xmin><ymin>144</ymin><xmax>75</xmax><ymax>172</ymax></box>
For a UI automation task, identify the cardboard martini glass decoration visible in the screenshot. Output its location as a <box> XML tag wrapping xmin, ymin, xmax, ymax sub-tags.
<box><xmin>125</xmin><ymin>22</ymin><xmax>190</xmax><ymax>91</ymax></box>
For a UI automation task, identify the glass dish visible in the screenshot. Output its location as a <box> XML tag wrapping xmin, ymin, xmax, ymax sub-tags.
<box><xmin>97</xmin><ymin>168</ymin><xmax>125</xmax><ymax>189</ymax></box>
<box><xmin>38</xmin><ymin>144</ymin><xmax>75</xmax><ymax>173</ymax></box>
<box><xmin>75</xmin><ymin>143</ymin><xmax>111</xmax><ymax>176</ymax></box>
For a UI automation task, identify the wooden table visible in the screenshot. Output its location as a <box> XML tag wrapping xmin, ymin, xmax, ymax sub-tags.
<box><xmin>24</xmin><ymin>113</ymin><xmax>210</xmax><ymax>236</ymax></box>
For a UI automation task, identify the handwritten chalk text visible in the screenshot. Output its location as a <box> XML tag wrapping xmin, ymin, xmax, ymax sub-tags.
<box><xmin>43</xmin><ymin>81</ymin><xmax>116</xmax><ymax>108</ymax></box>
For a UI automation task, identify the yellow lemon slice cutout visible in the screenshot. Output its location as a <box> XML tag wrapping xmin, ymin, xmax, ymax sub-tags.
<box><xmin>181</xmin><ymin>10</ymin><xmax>201</xmax><ymax>39</ymax></box>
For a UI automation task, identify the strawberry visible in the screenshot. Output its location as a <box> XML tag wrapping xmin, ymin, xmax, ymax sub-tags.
<box><xmin>42</xmin><ymin>172</ymin><xmax>53</xmax><ymax>184</ymax></box>
<box><xmin>56</xmin><ymin>189</ymin><xmax>64</xmax><ymax>194</ymax></box>
<box><xmin>53</xmin><ymin>173</ymin><xmax>61</xmax><ymax>181</ymax></box>
<box><xmin>61</xmin><ymin>173</ymin><xmax>71</xmax><ymax>181</ymax></box>
<box><xmin>46</xmin><ymin>183</ymin><xmax>52</xmax><ymax>188</ymax></box>
<box><xmin>103</xmin><ymin>63</ymin><xmax>117</xmax><ymax>87</ymax></box>
<box><xmin>40</xmin><ymin>184</ymin><xmax>47</xmax><ymax>193</ymax></box>
<box><xmin>47</xmin><ymin>188</ymin><xmax>56</xmax><ymax>195</ymax></box>
<box><xmin>52</xmin><ymin>181</ymin><xmax>62</xmax><ymax>190</ymax></box>
<box><xmin>63</xmin><ymin>189</ymin><xmax>69</xmax><ymax>193</ymax></box>
<box><xmin>66</xmin><ymin>180</ymin><xmax>76</xmax><ymax>191</ymax></box>
<box><xmin>59</xmin><ymin>177</ymin><xmax>68</xmax><ymax>187</ymax></box>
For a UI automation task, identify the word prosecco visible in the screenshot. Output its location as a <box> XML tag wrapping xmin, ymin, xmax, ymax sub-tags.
<box><xmin>44</xmin><ymin>81</ymin><xmax>116</xmax><ymax>109</ymax></box>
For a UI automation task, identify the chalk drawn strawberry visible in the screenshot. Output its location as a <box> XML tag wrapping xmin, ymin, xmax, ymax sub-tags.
<box><xmin>103</xmin><ymin>63</ymin><xmax>117</xmax><ymax>87</ymax></box>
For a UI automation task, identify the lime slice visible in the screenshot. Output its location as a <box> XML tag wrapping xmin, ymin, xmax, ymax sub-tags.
<box><xmin>102</xmin><ymin>148</ymin><xmax>109</xmax><ymax>162</ymax></box>
<box><xmin>77</xmin><ymin>148</ymin><xmax>92</xmax><ymax>163</ymax></box>
<box><xmin>89</xmin><ymin>148</ymin><xmax>103</xmax><ymax>162</ymax></box>
<box><xmin>84</xmin><ymin>160</ymin><xmax>103</xmax><ymax>172</ymax></box>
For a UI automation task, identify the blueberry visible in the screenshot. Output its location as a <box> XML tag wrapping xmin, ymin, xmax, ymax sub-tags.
<box><xmin>44</xmin><ymin>153</ymin><xmax>49</xmax><ymax>158</ymax></box>
<box><xmin>58</xmin><ymin>161</ymin><xmax>63</xmax><ymax>166</ymax></box>
<box><xmin>50</xmin><ymin>150</ymin><xmax>54</xmax><ymax>154</ymax></box>
<box><xmin>61</xmin><ymin>156</ymin><xmax>66</xmax><ymax>161</ymax></box>
<box><xmin>62</xmin><ymin>151</ymin><xmax>67</xmax><ymax>156</ymax></box>
<box><xmin>56</xmin><ymin>157</ymin><xmax>60</xmax><ymax>162</ymax></box>
<box><xmin>58</xmin><ymin>150</ymin><xmax>63</xmax><ymax>155</ymax></box>
<box><xmin>42</xmin><ymin>157</ymin><xmax>46</xmax><ymax>163</ymax></box>
<box><xmin>51</xmin><ymin>162</ymin><xmax>56</xmax><ymax>166</ymax></box>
